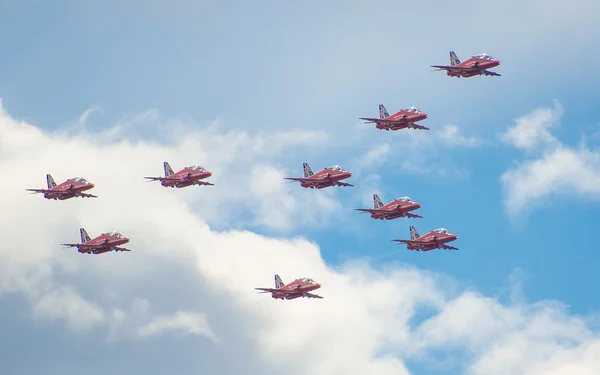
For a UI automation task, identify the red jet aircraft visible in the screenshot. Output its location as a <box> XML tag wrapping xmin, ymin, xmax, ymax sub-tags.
<box><xmin>360</xmin><ymin>104</ymin><xmax>429</xmax><ymax>131</ymax></box>
<box><xmin>355</xmin><ymin>194</ymin><xmax>422</xmax><ymax>220</ymax></box>
<box><xmin>26</xmin><ymin>174</ymin><xmax>97</xmax><ymax>200</ymax></box>
<box><xmin>61</xmin><ymin>228</ymin><xmax>131</xmax><ymax>255</ymax></box>
<box><xmin>393</xmin><ymin>226</ymin><xmax>459</xmax><ymax>251</ymax></box>
<box><xmin>255</xmin><ymin>274</ymin><xmax>322</xmax><ymax>300</ymax></box>
<box><xmin>284</xmin><ymin>163</ymin><xmax>353</xmax><ymax>189</ymax></box>
<box><xmin>144</xmin><ymin>161</ymin><xmax>214</xmax><ymax>188</ymax></box>
<box><xmin>431</xmin><ymin>51</ymin><xmax>501</xmax><ymax>77</ymax></box>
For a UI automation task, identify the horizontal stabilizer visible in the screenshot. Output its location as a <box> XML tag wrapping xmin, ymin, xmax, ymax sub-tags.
<box><xmin>78</xmin><ymin>192</ymin><xmax>98</xmax><ymax>198</ymax></box>
<box><xmin>304</xmin><ymin>292</ymin><xmax>323</xmax><ymax>299</ymax></box>
<box><xmin>194</xmin><ymin>181</ymin><xmax>214</xmax><ymax>186</ymax></box>
<box><xmin>113</xmin><ymin>246</ymin><xmax>131</xmax><ymax>252</ymax></box>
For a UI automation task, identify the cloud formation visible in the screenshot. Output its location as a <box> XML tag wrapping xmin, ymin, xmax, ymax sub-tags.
<box><xmin>500</xmin><ymin>101</ymin><xmax>600</xmax><ymax>215</ymax></box>
<box><xmin>1</xmin><ymin>103</ymin><xmax>599</xmax><ymax>374</ymax></box>
<box><xmin>437</xmin><ymin>124</ymin><xmax>482</xmax><ymax>148</ymax></box>
<box><xmin>138</xmin><ymin>311</ymin><xmax>218</xmax><ymax>341</ymax></box>
<box><xmin>501</xmin><ymin>100</ymin><xmax>563</xmax><ymax>152</ymax></box>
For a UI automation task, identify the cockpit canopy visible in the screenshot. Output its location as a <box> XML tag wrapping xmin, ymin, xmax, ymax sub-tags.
<box><xmin>473</xmin><ymin>53</ymin><xmax>493</xmax><ymax>60</ymax></box>
<box><xmin>68</xmin><ymin>177</ymin><xmax>89</xmax><ymax>184</ymax></box>
<box><xmin>297</xmin><ymin>277</ymin><xmax>315</xmax><ymax>283</ymax></box>
<box><xmin>432</xmin><ymin>228</ymin><xmax>449</xmax><ymax>234</ymax></box>
<box><xmin>396</xmin><ymin>196</ymin><xmax>413</xmax><ymax>202</ymax></box>
<box><xmin>402</xmin><ymin>106</ymin><xmax>422</xmax><ymax>113</ymax></box>
<box><xmin>325</xmin><ymin>165</ymin><xmax>345</xmax><ymax>172</ymax></box>
<box><xmin>186</xmin><ymin>165</ymin><xmax>206</xmax><ymax>171</ymax></box>
<box><xmin>103</xmin><ymin>231</ymin><xmax>124</xmax><ymax>238</ymax></box>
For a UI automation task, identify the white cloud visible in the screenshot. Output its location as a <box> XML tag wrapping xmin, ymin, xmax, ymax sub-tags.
<box><xmin>501</xmin><ymin>100</ymin><xmax>563</xmax><ymax>152</ymax></box>
<box><xmin>410</xmin><ymin>292</ymin><xmax>600</xmax><ymax>375</ymax></box>
<box><xmin>345</xmin><ymin>125</ymin><xmax>475</xmax><ymax>179</ymax></box>
<box><xmin>138</xmin><ymin>311</ymin><xmax>218</xmax><ymax>342</ymax></box>
<box><xmin>401</xmin><ymin>158</ymin><xmax>469</xmax><ymax>179</ymax></box>
<box><xmin>354</xmin><ymin>143</ymin><xmax>391</xmax><ymax>168</ymax></box>
<box><xmin>436</xmin><ymin>124</ymin><xmax>482</xmax><ymax>148</ymax></box>
<box><xmin>501</xmin><ymin>147</ymin><xmax>600</xmax><ymax>215</ymax></box>
<box><xmin>4</xmin><ymin>105</ymin><xmax>338</xmax><ymax>234</ymax></box>
<box><xmin>1</xmin><ymin>104</ymin><xmax>600</xmax><ymax>374</ymax></box>
<box><xmin>394</xmin><ymin>124</ymin><xmax>478</xmax><ymax>178</ymax></box>
<box><xmin>500</xmin><ymin>101</ymin><xmax>600</xmax><ymax>215</ymax></box>
<box><xmin>31</xmin><ymin>286</ymin><xmax>106</xmax><ymax>331</ymax></box>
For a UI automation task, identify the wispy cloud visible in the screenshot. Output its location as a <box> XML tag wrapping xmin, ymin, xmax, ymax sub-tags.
<box><xmin>436</xmin><ymin>124</ymin><xmax>482</xmax><ymax>148</ymax></box>
<box><xmin>354</xmin><ymin>143</ymin><xmax>391</xmax><ymax>168</ymax></box>
<box><xmin>138</xmin><ymin>311</ymin><xmax>219</xmax><ymax>342</ymax></box>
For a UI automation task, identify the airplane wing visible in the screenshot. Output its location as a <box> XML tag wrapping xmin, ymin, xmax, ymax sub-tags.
<box><xmin>195</xmin><ymin>181</ymin><xmax>214</xmax><ymax>186</ymax></box>
<box><xmin>392</xmin><ymin>238</ymin><xmax>456</xmax><ymax>249</ymax></box>
<box><xmin>285</xmin><ymin>177</ymin><xmax>351</xmax><ymax>187</ymax></box>
<box><xmin>355</xmin><ymin>209</ymin><xmax>422</xmax><ymax>218</ymax></box>
<box><xmin>284</xmin><ymin>177</ymin><xmax>307</xmax><ymax>182</ymax></box>
<box><xmin>143</xmin><ymin>176</ymin><xmax>181</xmax><ymax>182</ymax></box>
<box><xmin>25</xmin><ymin>188</ymin><xmax>54</xmax><ymax>194</ymax></box>
<box><xmin>431</xmin><ymin>64</ymin><xmax>451</xmax><ymax>70</ymax></box>
<box><xmin>430</xmin><ymin>65</ymin><xmax>475</xmax><ymax>71</ymax></box>
<box><xmin>60</xmin><ymin>243</ymin><xmax>82</xmax><ymax>248</ymax></box>
<box><xmin>354</xmin><ymin>208</ymin><xmax>378</xmax><ymax>214</ymax></box>
<box><xmin>26</xmin><ymin>188</ymin><xmax>97</xmax><ymax>198</ymax></box>
<box><xmin>26</xmin><ymin>188</ymin><xmax>77</xmax><ymax>195</ymax></box>
<box><xmin>304</xmin><ymin>292</ymin><xmax>323</xmax><ymax>299</ymax></box>
<box><xmin>358</xmin><ymin>117</ymin><xmax>378</xmax><ymax>123</ymax></box>
<box><xmin>255</xmin><ymin>288</ymin><xmax>306</xmax><ymax>295</ymax></box>
<box><xmin>360</xmin><ymin>117</ymin><xmax>409</xmax><ymax>125</ymax></box>
<box><xmin>354</xmin><ymin>208</ymin><xmax>399</xmax><ymax>215</ymax></box>
<box><xmin>284</xmin><ymin>177</ymin><xmax>327</xmax><ymax>185</ymax></box>
<box><xmin>392</xmin><ymin>239</ymin><xmax>423</xmax><ymax>246</ymax></box>
<box><xmin>255</xmin><ymin>287</ymin><xmax>280</xmax><ymax>293</ymax></box>
<box><xmin>61</xmin><ymin>243</ymin><xmax>105</xmax><ymax>248</ymax></box>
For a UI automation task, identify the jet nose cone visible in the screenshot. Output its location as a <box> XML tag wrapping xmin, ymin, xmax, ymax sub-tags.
<box><xmin>314</xmin><ymin>283</ymin><xmax>321</xmax><ymax>288</ymax></box>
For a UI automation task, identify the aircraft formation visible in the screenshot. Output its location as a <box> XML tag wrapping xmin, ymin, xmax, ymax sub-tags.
<box><xmin>26</xmin><ymin>50</ymin><xmax>500</xmax><ymax>301</ymax></box>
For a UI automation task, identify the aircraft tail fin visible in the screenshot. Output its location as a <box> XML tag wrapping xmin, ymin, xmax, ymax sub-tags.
<box><xmin>274</xmin><ymin>274</ymin><xmax>284</xmax><ymax>289</ymax></box>
<box><xmin>46</xmin><ymin>174</ymin><xmax>57</xmax><ymax>189</ymax></box>
<box><xmin>373</xmin><ymin>194</ymin><xmax>384</xmax><ymax>209</ymax></box>
<box><xmin>379</xmin><ymin>104</ymin><xmax>389</xmax><ymax>119</ymax></box>
<box><xmin>163</xmin><ymin>162</ymin><xmax>174</xmax><ymax>177</ymax></box>
<box><xmin>450</xmin><ymin>51</ymin><xmax>460</xmax><ymax>66</ymax></box>
<box><xmin>303</xmin><ymin>163</ymin><xmax>314</xmax><ymax>178</ymax></box>
<box><xmin>410</xmin><ymin>226</ymin><xmax>420</xmax><ymax>240</ymax></box>
<box><xmin>80</xmin><ymin>228</ymin><xmax>91</xmax><ymax>243</ymax></box>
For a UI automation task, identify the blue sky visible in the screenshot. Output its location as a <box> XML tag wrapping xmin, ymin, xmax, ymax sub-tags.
<box><xmin>2</xmin><ymin>1</ymin><xmax>600</xmax><ymax>375</ymax></box>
